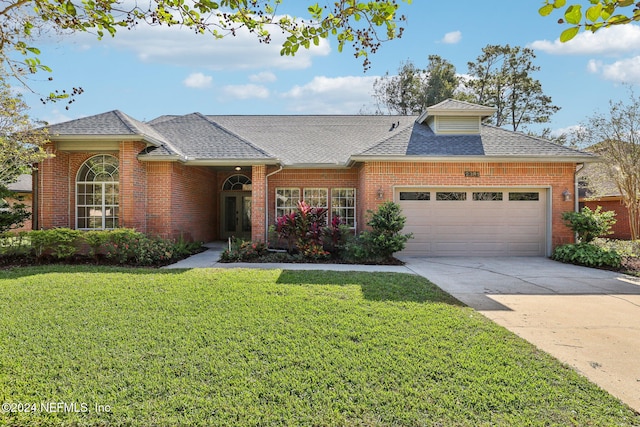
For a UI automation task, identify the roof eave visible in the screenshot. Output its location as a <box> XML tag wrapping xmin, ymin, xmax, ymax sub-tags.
<box><xmin>48</xmin><ymin>134</ymin><xmax>162</xmax><ymax>147</ymax></box>
<box><xmin>137</xmin><ymin>154</ymin><xmax>185</xmax><ymax>163</ymax></box>
<box><xmin>182</xmin><ymin>158</ymin><xmax>281</xmax><ymax>166</ymax></box>
<box><xmin>348</xmin><ymin>155</ymin><xmax>600</xmax><ymax>165</ymax></box>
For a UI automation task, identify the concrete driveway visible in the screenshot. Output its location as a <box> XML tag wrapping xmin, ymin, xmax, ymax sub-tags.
<box><xmin>400</xmin><ymin>256</ymin><xmax>640</xmax><ymax>412</ymax></box>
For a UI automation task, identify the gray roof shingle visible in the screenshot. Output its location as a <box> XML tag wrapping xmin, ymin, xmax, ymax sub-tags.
<box><xmin>359</xmin><ymin>122</ymin><xmax>594</xmax><ymax>159</ymax></box>
<box><xmin>46</xmin><ymin>101</ymin><xmax>595</xmax><ymax>165</ymax></box>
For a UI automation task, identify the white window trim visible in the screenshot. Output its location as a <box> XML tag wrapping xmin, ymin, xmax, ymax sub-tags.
<box><xmin>275</xmin><ymin>187</ymin><xmax>300</xmax><ymax>219</ymax></box>
<box><xmin>75</xmin><ymin>155</ymin><xmax>120</xmax><ymax>230</ymax></box>
<box><xmin>330</xmin><ymin>188</ymin><xmax>357</xmax><ymax>229</ymax></box>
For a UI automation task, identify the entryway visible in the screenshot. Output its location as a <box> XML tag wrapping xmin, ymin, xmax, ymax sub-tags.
<box><xmin>221</xmin><ymin>192</ymin><xmax>252</xmax><ymax>240</ymax></box>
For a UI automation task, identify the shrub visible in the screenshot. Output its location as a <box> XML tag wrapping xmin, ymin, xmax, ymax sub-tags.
<box><xmin>322</xmin><ymin>216</ymin><xmax>353</xmax><ymax>258</ymax></box>
<box><xmin>28</xmin><ymin>228</ymin><xmax>83</xmax><ymax>260</ymax></box>
<box><xmin>0</xmin><ymin>186</ymin><xmax>31</xmax><ymax>233</ymax></box>
<box><xmin>220</xmin><ymin>239</ymin><xmax>267</xmax><ymax>262</ymax></box>
<box><xmin>561</xmin><ymin>206</ymin><xmax>616</xmax><ymax>243</ymax></box>
<box><xmin>592</xmin><ymin>238</ymin><xmax>640</xmax><ymax>258</ymax></box>
<box><xmin>273</xmin><ymin>200</ymin><xmax>330</xmax><ymax>258</ymax></box>
<box><xmin>552</xmin><ymin>243</ymin><xmax>622</xmax><ymax>268</ymax></box>
<box><xmin>349</xmin><ymin>202</ymin><xmax>413</xmax><ymax>262</ymax></box>
<box><xmin>0</xmin><ymin>231</ymin><xmax>31</xmax><ymax>256</ymax></box>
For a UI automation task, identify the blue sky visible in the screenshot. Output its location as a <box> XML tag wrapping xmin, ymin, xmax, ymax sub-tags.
<box><xmin>19</xmin><ymin>1</ymin><xmax>640</xmax><ymax>136</ymax></box>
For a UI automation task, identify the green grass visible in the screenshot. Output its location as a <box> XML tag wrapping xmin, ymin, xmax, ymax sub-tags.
<box><xmin>0</xmin><ymin>266</ymin><xmax>638</xmax><ymax>426</ymax></box>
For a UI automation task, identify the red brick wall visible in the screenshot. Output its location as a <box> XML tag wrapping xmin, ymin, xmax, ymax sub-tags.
<box><xmin>37</xmin><ymin>144</ymin><xmax>70</xmax><ymax>229</ymax></box>
<box><xmin>581</xmin><ymin>199</ymin><xmax>632</xmax><ymax>240</ymax></box>
<box><xmin>264</xmin><ymin>168</ymin><xmax>359</xmax><ymax>237</ymax></box>
<box><xmin>120</xmin><ymin>141</ymin><xmax>147</xmax><ymax>233</ymax></box>
<box><xmin>358</xmin><ymin>161</ymin><xmax>578</xmax><ymax>249</ymax></box>
<box><xmin>251</xmin><ymin>165</ymin><xmax>266</xmax><ymax>241</ymax></box>
<box><xmin>4</xmin><ymin>194</ymin><xmax>32</xmax><ymax>232</ymax></box>
<box><xmin>168</xmin><ymin>163</ymin><xmax>217</xmax><ymax>242</ymax></box>
<box><xmin>145</xmin><ymin>162</ymin><xmax>173</xmax><ymax>238</ymax></box>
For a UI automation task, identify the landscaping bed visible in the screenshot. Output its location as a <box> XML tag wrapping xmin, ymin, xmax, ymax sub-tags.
<box><xmin>0</xmin><ymin>267</ymin><xmax>638</xmax><ymax>426</ymax></box>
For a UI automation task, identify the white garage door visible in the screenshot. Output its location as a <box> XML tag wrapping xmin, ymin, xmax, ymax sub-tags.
<box><xmin>397</xmin><ymin>188</ymin><xmax>547</xmax><ymax>256</ymax></box>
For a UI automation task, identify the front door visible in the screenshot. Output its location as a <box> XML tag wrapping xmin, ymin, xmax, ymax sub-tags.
<box><xmin>221</xmin><ymin>192</ymin><xmax>252</xmax><ymax>240</ymax></box>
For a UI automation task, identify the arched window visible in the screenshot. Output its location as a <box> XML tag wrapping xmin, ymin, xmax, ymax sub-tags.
<box><xmin>76</xmin><ymin>155</ymin><xmax>119</xmax><ymax>229</ymax></box>
<box><xmin>222</xmin><ymin>174</ymin><xmax>251</xmax><ymax>191</ymax></box>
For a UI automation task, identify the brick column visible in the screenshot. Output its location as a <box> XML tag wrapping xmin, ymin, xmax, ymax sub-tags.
<box><xmin>119</xmin><ymin>141</ymin><xmax>148</xmax><ymax>233</ymax></box>
<box><xmin>251</xmin><ymin>164</ymin><xmax>266</xmax><ymax>242</ymax></box>
<box><xmin>37</xmin><ymin>143</ymin><xmax>70</xmax><ymax>229</ymax></box>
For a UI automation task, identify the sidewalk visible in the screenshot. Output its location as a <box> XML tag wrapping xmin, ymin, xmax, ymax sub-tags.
<box><xmin>163</xmin><ymin>242</ymin><xmax>413</xmax><ymax>274</ymax></box>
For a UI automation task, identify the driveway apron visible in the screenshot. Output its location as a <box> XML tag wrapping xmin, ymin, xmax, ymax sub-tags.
<box><xmin>401</xmin><ymin>256</ymin><xmax>640</xmax><ymax>412</ymax></box>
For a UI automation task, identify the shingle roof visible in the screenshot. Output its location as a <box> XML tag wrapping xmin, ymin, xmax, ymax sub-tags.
<box><xmin>359</xmin><ymin>122</ymin><xmax>594</xmax><ymax>159</ymax></box>
<box><xmin>204</xmin><ymin>115</ymin><xmax>417</xmax><ymax>165</ymax></box>
<box><xmin>148</xmin><ymin>113</ymin><xmax>274</xmax><ymax>161</ymax></box>
<box><xmin>6</xmin><ymin>174</ymin><xmax>31</xmax><ymax>192</ymax></box>
<box><xmin>46</xmin><ymin>100</ymin><xmax>595</xmax><ymax>165</ymax></box>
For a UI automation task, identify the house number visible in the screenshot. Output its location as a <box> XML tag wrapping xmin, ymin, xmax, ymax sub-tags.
<box><xmin>464</xmin><ymin>171</ymin><xmax>480</xmax><ymax>177</ymax></box>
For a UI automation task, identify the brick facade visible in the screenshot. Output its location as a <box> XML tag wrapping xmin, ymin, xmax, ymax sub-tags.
<box><xmin>35</xmin><ymin>142</ymin><xmax>579</xmax><ymax>251</ymax></box>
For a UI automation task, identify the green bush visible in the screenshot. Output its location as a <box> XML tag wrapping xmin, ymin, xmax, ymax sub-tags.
<box><xmin>220</xmin><ymin>239</ymin><xmax>267</xmax><ymax>262</ymax></box>
<box><xmin>552</xmin><ymin>243</ymin><xmax>622</xmax><ymax>268</ymax></box>
<box><xmin>0</xmin><ymin>186</ymin><xmax>31</xmax><ymax>233</ymax></box>
<box><xmin>348</xmin><ymin>202</ymin><xmax>413</xmax><ymax>262</ymax></box>
<box><xmin>592</xmin><ymin>238</ymin><xmax>640</xmax><ymax>258</ymax></box>
<box><xmin>0</xmin><ymin>231</ymin><xmax>31</xmax><ymax>256</ymax></box>
<box><xmin>29</xmin><ymin>229</ymin><xmax>82</xmax><ymax>260</ymax></box>
<box><xmin>561</xmin><ymin>206</ymin><xmax>616</xmax><ymax>243</ymax></box>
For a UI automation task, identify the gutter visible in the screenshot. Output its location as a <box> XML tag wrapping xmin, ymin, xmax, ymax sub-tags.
<box><xmin>265</xmin><ymin>165</ymin><xmax>284</xmax><ymax>242</ymax></box>
<box><xmin>348</xmin><ymin>155</ymin><xmax>600</xmax><ymax>165</ymax></box>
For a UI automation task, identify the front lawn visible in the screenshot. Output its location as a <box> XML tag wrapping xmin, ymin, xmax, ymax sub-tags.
<box><xmin>0</xmin><ymin>267</ymin><xmax>637</xmax><ymax>426</ymax></box>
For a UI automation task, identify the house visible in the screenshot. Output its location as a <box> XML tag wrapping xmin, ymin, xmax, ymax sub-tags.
<box><xmin>34</xmin><ymin>99</ymin><xmax>596</xmax><ymax>256</ymax></box>
<box><xmin>2</xmin><ymin>174</ymin><xmax>33</xmax><ymax>231</ymax></box>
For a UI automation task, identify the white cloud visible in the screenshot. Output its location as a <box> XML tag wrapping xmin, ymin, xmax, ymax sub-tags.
<box><xmin>42</xmin><ymin>109</ymin><xmax>75</xmax><ymax>125</ymax></box>
<box><xmin>64</xmin><ymin>19</ymin><xmax>330</xmax><ymax>71</ymax></box>
<box><xmin>441</xmin><ymin>31</ymin><xmax>462</xmax><ymax>44</ymax></box>
<box><xmin>529</xmin><ymin>24</ymin><xmax>640</xmax><ymax>56</ymax></box>
<box><xmin>587</xmin><ymin>55</ymin><xmax>640</xmax><ymax>83</ymax></box>
<box><xmin>249</xmin><ymin>71</ymin><xmax>277</xmax><ymax>83</ymax></box>
<box><xmin>221</xmin><ymin>84</ymin><xmax>269</xmax><ymax>100</ymax></box>
<box><xmin>281</xmin><ymin>75</ymin><xmax>378</xmax><ymax>114</ymax></box>
<box><xmin>183</xmin><ymin>72</ymin><xmax>213</xmax><ymax>88</ymax></box>
<box><xmin>551</xmin><ymin>125</ymin><xmax>583</xmax><ymax>138</ymax></box>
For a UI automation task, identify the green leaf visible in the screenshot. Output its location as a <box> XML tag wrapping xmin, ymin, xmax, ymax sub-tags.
<box><xmin>560</xmin><ymin>26</ymin><xmax>580</xmax><ymax>41</ymax></box>
<box><xmin>25</xmin><ymin>47</ymin><xmax>41</xmax><ymax>55</ymax></box>
<box><xmin>564</xmin><ymin>5</ymin><xmax>582</xmax><ymax>25</ymax></box>
<box><xmin>66</xmin><ymin>0</ymin><xmax>77</xmax><ymax>16</ymax></box>
<box><xmin>539</xmin><ymin>4</ymin><xmax>554</xmax><ymax>16</ymax></box>
<box><xmin>586</xmin><ymin>4</ymin><xmax>602</xmax><ymax>22</ymax></box>
<box><xmin>554</xmin><ymin>0</ymin><xmax>566</xmax><ymax>7</ymax></box>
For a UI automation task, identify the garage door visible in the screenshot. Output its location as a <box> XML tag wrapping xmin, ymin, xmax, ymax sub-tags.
<box><xmin>397</xmin><ymin>188</ymin><xmax>547</xmax><ymax>256</ymax></box>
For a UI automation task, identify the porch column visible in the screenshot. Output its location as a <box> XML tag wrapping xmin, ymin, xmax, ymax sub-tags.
<box><xmin>251</xmin><ymin>164</ymin><xmax>266</xmax><ymax>242</ymax></box>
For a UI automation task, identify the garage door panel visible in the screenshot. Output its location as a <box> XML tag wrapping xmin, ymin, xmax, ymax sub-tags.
<box><xmin>397</xmin><ymin>188</ymin><xmax>547</xmax><ymax>256</ymax></box>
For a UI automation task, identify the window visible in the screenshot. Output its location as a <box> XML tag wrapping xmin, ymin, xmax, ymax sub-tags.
<box><xmin>473</xmin><ymin>192</ymin><xmax>503</xmax><ymax>201</ymax></box>
<box><xmin>436</xmin><ymin>191</ymin><xmax>467</xmax><ymax>201</ymax></box>
<box><xmin>76</xmin><ymin>155</ymin><xmax>119</xmax><ymax>229</ymax></box>
<box><xmin>400</xmin><ymin>192</ymin><xmax>430</xmax><ymax>201</ymax></box>
<box><xmin>223</xmin><ymin>174</ymin><xmax>251</xmax><ymax>191</ymax></box>
<box><xmin>304</xmin><ymin>188</ymin><xmax>328</xmax><ymax>209</ymax></box>
<box><xmin>509</xmin><ymin>192</ymin><xmax>540</xmax><ymax>201</ymax></box>
<box><xmin>331</xmin><ymin>188</ymin><xmax>356</xmax><ymax>228</ymax></box>
<box><xmin>275</xmin><ymin>188</ymin><xmax>300</xmax><ymax>218</ymax></box>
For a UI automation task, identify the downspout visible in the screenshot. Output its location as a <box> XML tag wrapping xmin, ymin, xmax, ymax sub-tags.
<box><xmin>265</xmin><ymin>165</ymin><xmax>283</xmax><ymax>242</ymax></box>
<box><xmin>575</xmin><ymin>163</ymin><xmax>585</xmax><ymax>213</ymax></box>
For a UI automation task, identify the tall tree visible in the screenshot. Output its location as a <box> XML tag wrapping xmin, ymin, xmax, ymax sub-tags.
<box><xmin>372</xmin><ymin>59</ymin><xmax>427</xmax><ymax>115</ymax></box>
<box><xmin>0</xmin><ymin>71</ymin><xmax>49</xmax><ymax>231</ymax></box>
<box><xmin>575</xmin><ymin>89</ymin><xmax>640</xmax><ymax>240</ymax></box>
<box><xmin>424</xmin><ymin>55</ymin><xmax>459</xmax><ymax>107</ymax></box>
<box><xmin>539</xmin><ymin>0</ymin><xmax>639</xmax><ymax>42</ymax></box>
<box><xmin>372</xmin><ymin>55</ymin><xmax>459</xmax><ymax>115</ymax></box>
<box><xmin>465</xmin><ymin>44</ymin><xmax>560</xmax><ymax>132</ymax></box>
<box><xmin>0</xmin><ymin>0</ymin><xmax>411</xmax><ymax>100</ymax></box>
